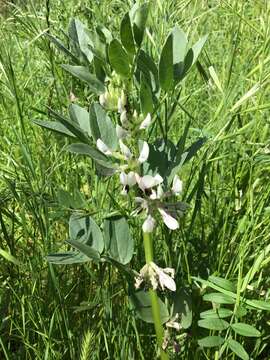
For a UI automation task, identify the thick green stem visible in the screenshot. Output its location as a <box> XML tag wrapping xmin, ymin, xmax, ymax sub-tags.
<box><xmin>143</xmin><ymin>232</ymin><xmax>169</xmax><ymax>360</ymax></box>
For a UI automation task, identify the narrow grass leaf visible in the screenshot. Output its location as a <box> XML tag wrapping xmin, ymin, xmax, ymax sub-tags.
<box><xmin>0</xmin><ymin>248</ymin><xmax>21</xmax><ymax>266</ymax></box>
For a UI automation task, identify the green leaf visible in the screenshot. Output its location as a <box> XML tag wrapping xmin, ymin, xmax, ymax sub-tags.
<box><xmin>104</xmin><ymin>216</ymin><xmax>133</xmax><ymax>264</ymax></box>
<box><xmin>231</xmin><ymin>323</ymin><xmax>261</xmax><ymax>337</ymax></box>
<box><xmin>172</xmin><ymin>288</ymin><xmax>192</xmax><ymax>329</ymax></box>
<box><xmin>159</xmin><ymin>33</ymin><xmax>173</xmax><ymax>91</ymax></box>
<box><xmin>69</xmin><ymin>214</ymin><xmax>104</xmax><ymax>253</ymax></box>
<box><xmin>140</xmin><ymin>73</ymin><xmax>153</xmax><ymax>116</ymax></box>
<box><xmin>137</xmin><ymin>49</ymin><xmax>159</xmax><ymax>93</ymax></box>
<box><xmin>89</xmin><ymin>103</ymin><xmax>118</xmax><ymax>150</ymax></box>
<box><xmin>203</xmin><ymin>292</ymin><xmax>235</xmax><ymax>304</ymax></box>
<box><xmin>45</xmin><ymin>33</ymin><xmax>79</xmax><ymax>63</ymax></box>
<box><xmin>130</xmin><ymin>3</ymin><xmax>149</xmax><ymax>46</ymax></box>
<box><xmin>198</xmin><ymin>336</ymin><xmax>225</xmax><ymax>348</ymax></box>
<box><xmin>183</xmin><ymin>137</ymin><xmax>207</xmax><ymax>164</ymax></box>
<box><xmin>57</xmin><ymin>189</ymin><xmax>74</xmax><ymax>208</ymax></box>
<box><xmin>46</xmin><ymin>251</ymin><xmax>90</xmax><ymax>265</ymax></box>
<box><xmin>191</xmin><ymin>34</ymin><xmax>208</xmax><ymax>67</ymax></box>
<box><xmin>66</xmin><ymin>239</ymin><xmax>100</xmax><ymax>263</ymax></box>
<box><xmin>48</xmin><ymin>108</ymin><xmax>90</xmax><ymax>143</ymax></box>
<box><xmin>200</xmin><ymin>308</ymin><xmax>233</xmax><ymax>319</ymax></box>
<box><xmin>129</xmin><ymin>290</ymin><xmax>169</xmax><ymax>324</ymax></box>
<box><xmin>69</xmin><ymin>104</ymin><xmax>91</xmax><ymax>137</ymax></box>
<box><xmin>227</xmin><ymin>339</ymin><xmax>249</xmax><ymax>360</ymax></box>
<box><xmin>120</xmin><ymin>12</ymin><xmax>136</xmax><ymax>57</ymax></box>
<box><xmin>67</xmin><ymin>143</ymin><xmax>116</xmax><ymax>169</ymax></box>
<box><xmin>62</xmin><ymin>65</ymin><xmax>105</xmax><ymax>94</ymax></box>
<box><xmin>198</xmin><ymin>318</ymin><xmax>229</xmax><ymax>331</ymax></box>
<box><xmin>247</xmin><ymin>299</ymin><xmax>270</xmax><ymax>311</ymax></box>
<box><xmin>108</xmin><ymin>39</ymin><xmax>130</xmax><ymax>78</ymax></box>
<box><xmin>32</xmin><ymin>119</ymin><xmax>75</xmax><ymax>138</ymax></box>
<box><xmin>68</xmin><ymin>19</ymin><xmax>93</xmax><ymax>62</ymax></box>
<box><xmin>0</xmin><ymin>248</ymin><xmax>21</xmax><ymax>266</ymax></box>
<box><xmin>209</xmin><ymin>276</ymin><xmax>236</xmax><ymax>292</ymax></box>
<box><xmin>241</xmin><ymin>250</ymin><xmax>266</xmax><ymax>292</ymax></box>
<box><xmin>172</xmin><ymin>26</ymin><xmax>187</xmax><ymax>82</ymax></box>
<box><xmin>183</xmin><ymin>35</ymin><xmax>208</xmax><ymax>75</ymax></box>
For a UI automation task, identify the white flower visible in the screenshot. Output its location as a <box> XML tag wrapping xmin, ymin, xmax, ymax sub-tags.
<box><xmin>120</xmin><ymin>110</ymin><xmax>128</xmax><ymax>127</ymax></box>
<box><xmin>139</xmin><ymin>113</ymin><xmax>152</xmax><ymax>130</ymax></box>
<box><xmin>119</xmin><ymin>140</ymin><xmax>132</xmax><ymax>160</ymax></box>
<box><xmin>158</xmin><ymin>208</ymin><xmax>179</xmax><ymax>230</ymax></box>
<box><xmin>166</xmin><ymin>314</ymin><xmax>181</xmax><ymax>331</ymax></box>
<box><xmin>119</xmin><ymin>171</ymin><xmax>137</xmax><ymax>195</ymax></box>
<box><xmin>142</xmin><ymin>215</ymin><xmax>156</xmax><ymax>233</ymax></box>
<box><xmin>172</xmin><ymin>175</ymin><xmax>183</xmax><ymax>195</ymax></box>
<box><xmin>117</xmin><ymin>90</ymin><xmax>127</xmax><ymax>113</ymax></box>
<box><xmin>96</xmin><ymin>139</ymin><xmax>112</xmax><ymax>155</ymax></box>
<box><xmin>99</xmin><ymin>93</ymin><xmax>107</xmax><ymax>107</ymax></box>
<box><xmin>116</xmin><ymin>125</ymin><xmax>129</xmax><ymax>139</ymax></box>
<box><xmin>137</xmin><ymin>174</ymin><xmax>163</xmax><ymax>191</ymax></box>
<box><xmin>135</xmin><ymin>262</ymin><xmax>176</xmax><ymax>292</ymax></box>
<box><xmin>138</xmin><ymin>141</ymin><xmax>149</xmax><ymax>163</ymax></box>
<box><xmin>152</xmin><ymin>262</ymin><xmax>176</xmax><ymax>291</ymax></box>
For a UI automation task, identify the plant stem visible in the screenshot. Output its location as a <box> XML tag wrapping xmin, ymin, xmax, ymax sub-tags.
<box><xmin>143</xmin><ymin>231</ymin><xmax>169</xmax><ymax>360</ymax></box>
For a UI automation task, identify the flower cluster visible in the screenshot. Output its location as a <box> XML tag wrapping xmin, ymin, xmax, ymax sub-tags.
<box><xmin>98</xmin><ymin>89</ymin><xmax>184</xmax><ymax>233</ymax></box>
<box><xmin>135</xmin><ymin>261</ymin><xmax>176</xmax><ymax>292</ymax></box>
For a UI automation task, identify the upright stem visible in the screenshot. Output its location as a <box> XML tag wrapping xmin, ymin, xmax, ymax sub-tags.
<box><xmin>143</xmin><ymin>232</ymin><xmax>169</xmax><ymax>360</ymax></box>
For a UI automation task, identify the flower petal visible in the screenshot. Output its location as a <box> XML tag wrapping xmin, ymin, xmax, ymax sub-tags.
<box><xmin>119</xmin><ymin>140</ymin><xmax>132</xmax><ymax>159</ymax></box>
<box><xmin>139</xmin><ymin>113</ymin><xmax>151</xmax><ymax>129</ymax></box>
<box><xmin>172</xmin><ymin>175</ymin><xmax>183</xmax><ymax>195</ymax></box>
<box><xmin>116</xmin><ymin>125</ymin><xmax>129</xmax><ymax>139</ymax></box>
<box><xmin>127</xmin><ymin>171</ymin><xmax>137</xmax><ymax>186</ymax></box>
<box><xmin>119</xmin><ymin>172</ymin><xmax>127</xmax><ymax>185</ymax></box>
<box><xmin>96</xmin><ymin>139</ymin><xmax>112</xmax><ymax>155</ymax></box>
<box><xmin>158</xmin><ymin>208</ymin><xmax>179</xmax><ymax>230</ymax></box>
<box><xmin>138</xmin><ymin>141</ymin><xmax>149</xmax><ymax>163</ymax></box>
<box><xmin>158</xmin><ymin>271</ymin><xmax>176</xmax><ymax>291</ymax></box>
<box><xmin>142</xmin><ymin>215</ymin><xmax>156</xmax><ymax>233</ymax></box>
<box><xmin>120</xmin><ymin>110</ymin><xmax>128</xmax><ymax>126</ymax></box>
<box><xmin>99</xmin><ymin>93</ymin><xmax>106</xmax><ymax>107</ymax></box>
<box><xmin>137</xmin><ymin>175</ymin><xmax>156</xmax><ymax>190</ymax></box>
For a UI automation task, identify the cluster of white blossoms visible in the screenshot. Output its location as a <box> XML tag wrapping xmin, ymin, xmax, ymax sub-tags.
<box><xmin>99</xmin><ymin>89</ymin><xmax>184</xmax><ymax>294</ymax></box>
<box><xmin>98</xmin><ymin>89</ymin><xmax>184</xmax><ymax>233</ymax></box>
<box><xmin>135</xmin><ymin>261</ymin><xmax>176</xmax><ymax>292</ymax></box>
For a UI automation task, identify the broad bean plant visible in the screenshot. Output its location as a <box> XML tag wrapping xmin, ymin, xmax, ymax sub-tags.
<box><xmin>35</xmin><ymin>2</ymin><xmax>257</xmax><ymax>359</ymax></box>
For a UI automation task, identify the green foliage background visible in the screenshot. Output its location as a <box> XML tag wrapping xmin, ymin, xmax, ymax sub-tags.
<box><xmin>0</xmin><ymin>0</ymin><xmax>270</xmax><ymax>359</ymax></box>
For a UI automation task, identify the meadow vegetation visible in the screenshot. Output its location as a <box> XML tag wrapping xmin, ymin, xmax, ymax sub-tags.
<box><xmin>0</xmin><ymin>1</ymin><xmax>270</xmax><ymax>359</ymax></box>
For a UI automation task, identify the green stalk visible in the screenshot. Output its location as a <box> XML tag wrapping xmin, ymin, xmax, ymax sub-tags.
<box><xmin>143</xmin><ymin>231</ymin><xmax>169</xmax><ymax>360</ymax></box>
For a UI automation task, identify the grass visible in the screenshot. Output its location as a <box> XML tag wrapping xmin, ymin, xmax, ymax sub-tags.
<box><xmin>0</xmin><ymin>0</ymin><xmax>270</xmax><ymax>359</ymax></box>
